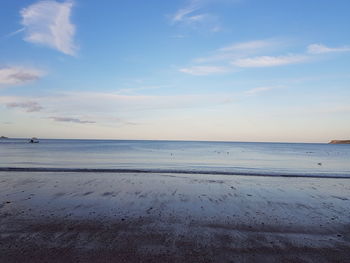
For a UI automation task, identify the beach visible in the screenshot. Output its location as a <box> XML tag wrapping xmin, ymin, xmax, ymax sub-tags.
<box><xmin>2</xmin><ymin>0</ymin><xmax>350</xmax><ymax>261</ymax></box>
<box><xmin>1</xmin><ymin>171</ymin><xmax>349</xmax><ymax>262</ymax></box>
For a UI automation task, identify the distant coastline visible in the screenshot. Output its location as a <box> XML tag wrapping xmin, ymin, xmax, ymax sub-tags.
<box><xmin>329</xmin><ymin>140</ymin><xmax>350</xmax><ymax>144</ymax></box>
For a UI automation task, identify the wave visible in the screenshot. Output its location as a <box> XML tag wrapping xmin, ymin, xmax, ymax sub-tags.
<box><xmin>0</xmin><ymin>167</ymin><xmax>349</xmax><ymax>179</ymax></box>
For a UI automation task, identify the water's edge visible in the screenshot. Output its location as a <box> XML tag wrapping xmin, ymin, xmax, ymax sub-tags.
<box><xmin>1</xmin><ymin>167</ymin><xmax>349</xmax><ymax>179</ymax></box>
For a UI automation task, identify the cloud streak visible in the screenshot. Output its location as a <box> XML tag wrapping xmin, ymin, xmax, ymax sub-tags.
<box><xmin>219</xmin><ymin>40</ymin><xmax>277</xmax><ymax>52</ymax></box>
<box><xmin>307</xmin><ymin>44</ymin><xmax>350</xmax><ymax>54</ymax></box>
<box><xmin>179</xmin><ymin>65</ymin><xmax>229</xmax><ymax>75</ymax></box>
<box><xmin>179</xmin><ymin>40</ymin><xmax>350</xmax><ymax>75</ymax></box>
<box><xmin>232</xmin><ymin>55</ymin><xmax>307</xmax><ymax>68</ymax></box>
<box><xmin>20</xmin><ymin>0</ymin><xmax>77</xmax><ymax>55</ymax></box>
<box><xmin>0</xmin><ymin>66</ymin><xmax>44</xmax><ymax>86</ymax></box>
<box><xmin>2</xmin><ymin>28</ymin><xmax>25</xmax><ymax>39</ymax></box>
<box><xmin>245</xmin><ymin>86</ymin><xmax>284</xmax><ymax>95</ymax></box>
<box><xmin>172</xmin><ymin>0</ymin><xmax>202</xmax><ymax>23</ymax></box>
<box><xmin>1</xmin><ymin>91</ymin><xmax>235</xmax><ymax>120</ymax></box>
<box><xmin>194</xmin><ymin>39</ymin><xmax>281</xmax><ymax>63</ymax></box>
<box><xmin>50</xmin><ymin>116</ymin><xmax>96</xmax><ymax>124</ymax></box>
<box><xmin>6</xmin><ymin>101</ymin><xmax>43</xmax><ymax>112</ymax></box>
<box><xmin>179</xmin><ymin>39</ymin><xmax>307</xmax><ymax>75</ymax></box>
<box><xmin>170</xmin><ymin>0</ymin><xmax>222</xmax><ymax>32</ymax></box>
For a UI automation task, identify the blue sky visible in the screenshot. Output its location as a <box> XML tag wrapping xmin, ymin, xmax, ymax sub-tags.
<box><xmin>1</xmin><ymin>0</ymin><xmax>350</xmax><ymax>142</ymax></box>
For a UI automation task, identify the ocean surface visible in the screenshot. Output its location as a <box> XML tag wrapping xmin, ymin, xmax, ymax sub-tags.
<box><xmin>1</xmin><ymin>139</ymin><xmax>350</xmax><ymax>177</ymax></box>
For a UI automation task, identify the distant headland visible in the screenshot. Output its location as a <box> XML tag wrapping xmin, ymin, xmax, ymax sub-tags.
<box><xmin>329</xmin><ymin>140</ymin><xmax>350</xmax><ymax>144</ymax></box>
<box><xmin>0</xmin><ymin>136</ymin><xmax>8</xmax><ymax>139</ymax></box>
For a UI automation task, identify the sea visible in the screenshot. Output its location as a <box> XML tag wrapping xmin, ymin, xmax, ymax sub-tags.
<box><xmin>0</xmin><ymin>139</ymin><xmax>350</xmax><ymax>178</ymax></box>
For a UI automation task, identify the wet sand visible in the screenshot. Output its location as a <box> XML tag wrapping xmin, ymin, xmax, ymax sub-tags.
<box><xmin>0</xmin><ymin>171</ymin><xmax>349</xmax><ymax>262</ymax></box>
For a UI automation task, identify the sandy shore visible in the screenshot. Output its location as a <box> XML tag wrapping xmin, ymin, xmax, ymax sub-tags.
<box><xmin>0</xmin><ymin>171</ymin><xmax>349</xmax><ymax>262</ymax></box>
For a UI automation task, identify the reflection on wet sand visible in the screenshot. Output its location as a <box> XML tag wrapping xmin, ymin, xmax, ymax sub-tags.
<box><xmin>1</xmin><ymin>172</ymin><xmax>350</xmax><ymax>262</ymax></box>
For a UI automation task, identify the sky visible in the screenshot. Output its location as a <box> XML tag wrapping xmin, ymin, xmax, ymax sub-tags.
<box><xmin>0</xmin><ymin>0</ymin><xmax>350</xmax><ymax>142</ymax></box>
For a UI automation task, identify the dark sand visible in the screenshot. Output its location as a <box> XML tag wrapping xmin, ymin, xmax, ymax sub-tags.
<box><xmin>0</xmin><ymin>171</ymin><xmax>349</xmax><ymax>262</ymax></box>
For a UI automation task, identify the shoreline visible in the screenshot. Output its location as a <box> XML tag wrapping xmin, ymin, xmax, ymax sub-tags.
<box><xmin>1</xmin><ymin>167</ymin><xmax>350</xmax><ymax>179</ymax></box>
<box><xmin>0</xmin><ymin>137</ymin><xmax>334</xmax><ymax>144</ymax></box>
<box><xmin>1</xmin><ymin>171</ymin><xmax>350</xmax><ymax>262</ymax></box>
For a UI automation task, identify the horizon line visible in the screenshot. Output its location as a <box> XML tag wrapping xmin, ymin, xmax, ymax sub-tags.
<box><xmin>0</xmin><ymin>136</ymin><xmax>333</xmax><ymax>144</ymax></box>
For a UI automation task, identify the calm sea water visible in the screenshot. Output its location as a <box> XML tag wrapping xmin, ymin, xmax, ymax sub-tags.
<box><xmin>1</xmin><ymin>139</ymin><xmax>350</xmax><ymax>177</ymax></box>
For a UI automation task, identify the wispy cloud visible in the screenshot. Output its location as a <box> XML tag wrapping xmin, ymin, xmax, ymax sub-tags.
<box><xmin>2</xmin><ymin>28</ymin><xmax>25</xmax><ymax>40</ymax></box>
<box><xmin>307</xmin><ymin>43</ymin><xmax>350</xmax><ymax>54</ymax></box>
<box><xmin>1</xmin><ymin>91</ymin><xmax>235</xmax><ymax>120</ymax></box>
<box><xmin>170</xmin><ymin>34</ymin><xmax>187</xmax><ymax>39</ymax></box>
<box><xmin>6</xmin><ymin>101</ymin><xmax>43</xmax><ymax>112</ymax></box>
<box><xmin>171</xmin><ymin>0</ymin><xmax>203</xmax><ymax>23</ymax></box>
<box><xmin>116</xmin><ymin>85</ymin><xmax>168</xmax><ymax>95</ymax></box>
<box><xmin>0</xmin><ymin>66</ymin><xmax>44</xmax><ymax>86</ymax></box>
<box><xmin>194</xmin><ymin>39</ymin><xmax>279</xmax><ymax>63</ymax></box>
<box><xmin>179</xmin><ymin>39</ymin><xmax>306</xmax><ymax>75</ymax></box>
<box><xmin>50</xmin><ymin>117</ymin><xmax>96</xmax><ymax>124</ymax></box>
<box><xmin>180</xmin><ymin>40</ymin><xmax>350</xmax><ymax>76</ymax></box>
<box><xmin>245</xmin><ymin>86</ymin><xmax>284</xmax><ymax>95</ymax></box>
<box><xmin>179</xmin><ymin>65</ymin><xmax>229</xmax><ymax>75</ymax></box>
<box><xmin>20</xmin><ymin>0</ymin><xmax>77</xmax><ymax>56</ymax></box>
<box><xmin>170</xmin><ymin>0</ymin><xmax>223</xmax><ymax>32</ymax></box>
<box><xmin>58</xmin><ymin>91</ymin><xmax>233</xmax><ymax>111</ymax></box>
<box><xmin>219</xmin><ymin>40</ymin><xmax>277</xmax><ymax>52</ymax></box>
<box><xmin>232</xmin><ymin>55</ymin><xmax>308</xmax><ymax>68</ymax></box>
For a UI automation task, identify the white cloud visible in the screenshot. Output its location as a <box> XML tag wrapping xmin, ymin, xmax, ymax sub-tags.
<box><xmin>0</xmin><ymin>66</ymin><xmax>44</xmax><ymax>86</ymax></box>
<box><xmin>307</xmin><ymin>44</ymin><xmax>350</xmax><ymax>54</ymax></box>
<box><xmin>232</xmin><ymin>55</ymin><xmax>307</xmax><ymax>68</ymax></box>
<box><xmin>20</xmin><ymin>0</ymin><xmax>77</xmax><ymax>56</ymax></box>
<box><xmin>179</xmin><ymin>65</ymin><xmax>229</xmax><ymax>75</ymax></box>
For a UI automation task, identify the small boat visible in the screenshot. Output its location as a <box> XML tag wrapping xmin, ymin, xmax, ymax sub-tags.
<box><xmin>29</xmin><ymin>137</ymin><xmax>39</xmax><ymax>143</ymax></box>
